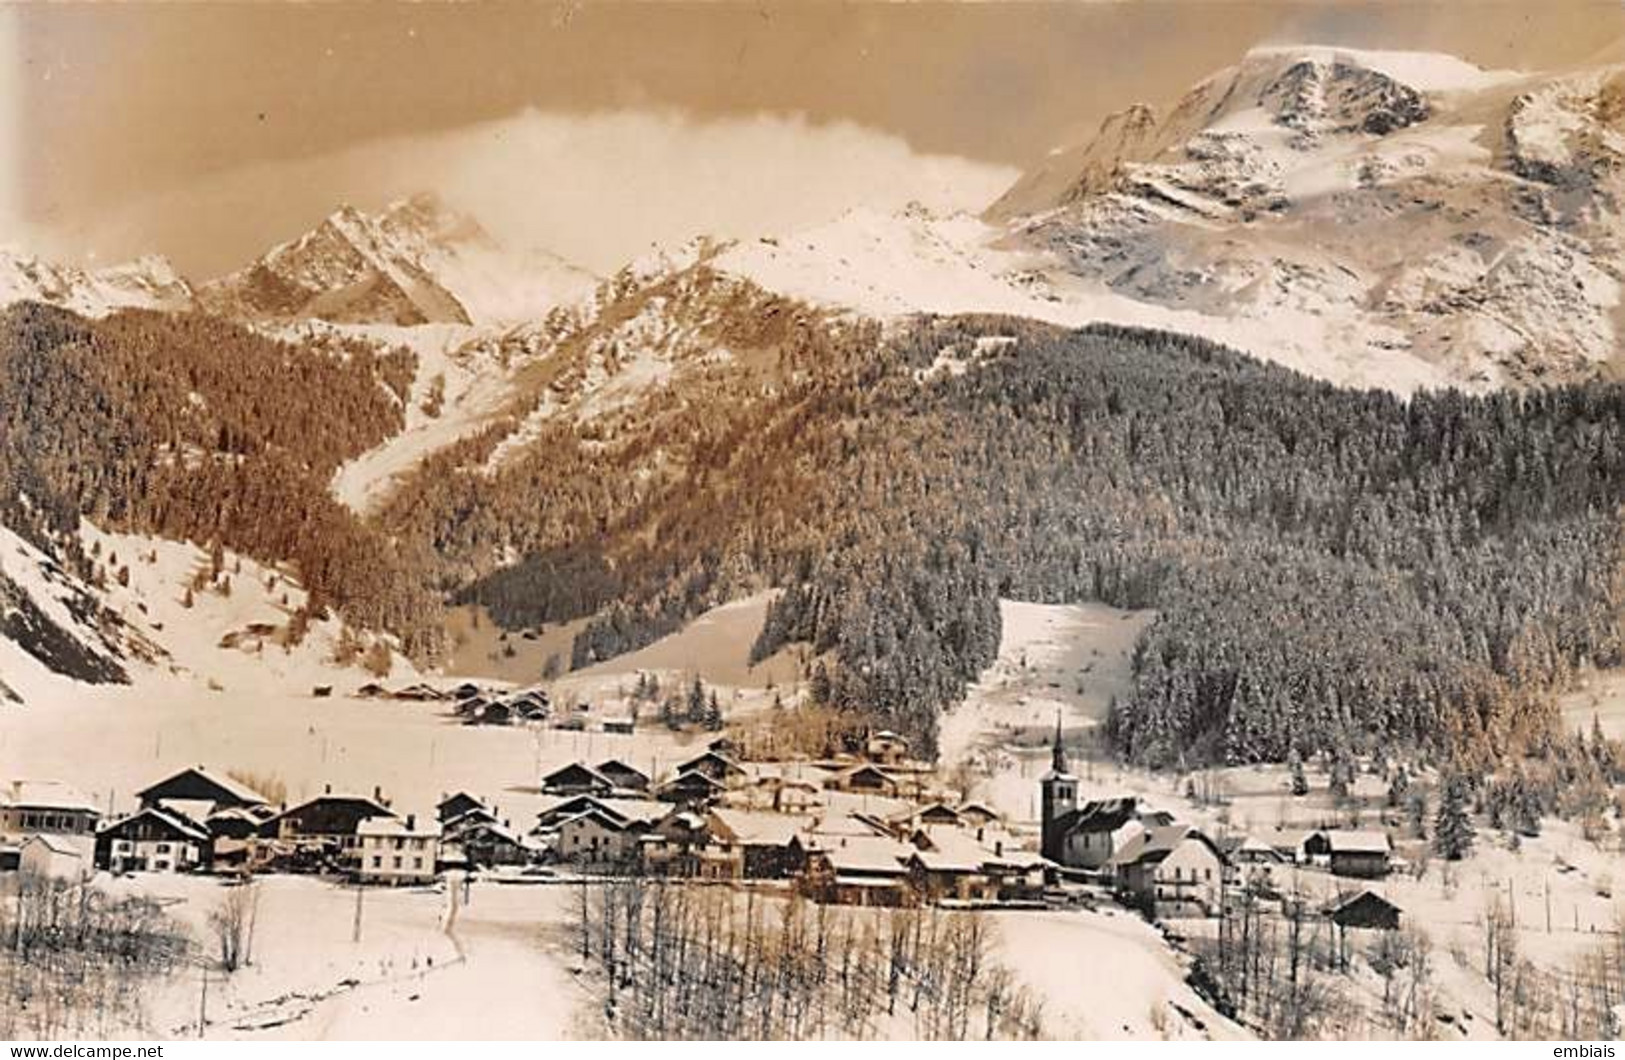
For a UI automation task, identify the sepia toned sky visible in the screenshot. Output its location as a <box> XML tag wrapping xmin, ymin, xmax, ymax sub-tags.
<box><xmin>4</xmin><ymin>1</ymin><xmax>1622</xmax><ymax>276</ymax></box>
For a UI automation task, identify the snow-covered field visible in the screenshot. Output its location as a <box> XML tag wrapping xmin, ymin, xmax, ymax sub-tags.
<box><xmin>940</xmin><ymin>599</ymin><xmax>1154</xmax><ymax>765</ymax></box>
<box><xmin>71</xmin><ymin>873</ymin><xmax>590</xmax><ymax>1040</ymax></box>
<box><xmin>1559</xmin><ymin>669</ymin><xmax>1625</xmax><ymax>741</ymax></box>
<box><xmin>991</xmin><ymin>907</ymin><xmax>1247</xmax><ymax>1040</ymax></box>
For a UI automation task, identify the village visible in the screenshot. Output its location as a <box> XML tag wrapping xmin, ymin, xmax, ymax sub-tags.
<box><xmin>8</xmin><ymin>633</ymin><xmax>1625</xmax><ymax>1042</ymax></box>
<box><xmin>1</xmin><ymin>677</ymin><xmax>1413</xmax><ymax>945</ymax></box>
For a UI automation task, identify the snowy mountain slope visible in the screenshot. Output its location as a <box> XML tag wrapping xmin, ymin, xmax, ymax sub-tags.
<box><xmin>0</xmin><ymin>525</ymin><xmax>135</xmax><ymax>700</ymax></box>
<box><xmin>713</xmin><ymin>202</ymin><xmax>1455</xmax><ymax>391</ymax></box>
<box><xmin>326</xmin><ymin>244</ymin><xmax>830</xmax><ymax>514</ymax></box>
<box><xmin>0</xmin><ymin>249</ymin><xmax>193</xmax><ymax>316</ymax></box>
<box><xmin>0</xmin><ymin>516</ymin><xmax>415</xmax><ymax>707</ymax></box>
<box><xmin>199</xmin><ymin>193</ymin><xmax>596</xmax><ymax>328</ymax></box>
<box><xmin>317</xmin><ymin>318</ymin><xmax>582</xmax><ymax>515</ymax></box>
<box><xmin>714</xmin><ymin>46</ymin><xmax>1625</xmax><ymax>393</ymax></box>
<box><xmin>983</xmin><ymin>46</ymin><xmax>1625</xmax><ymax>389</ymax></box>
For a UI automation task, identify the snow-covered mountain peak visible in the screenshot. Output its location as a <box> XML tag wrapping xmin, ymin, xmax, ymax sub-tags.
<box><xmin>0</xmin><ymin>247</ymin><xmax>193</xmax><ymax>317</ymax></box>
<box><xmin>199</xmin><ymin>194</ymin><xmax>596</xmax><ymax>328</ymax></box>
<box><xmin>1238</xmin><ymin>44</ymin><xmax>1522</xmax><ymax>94</ymax></box>
<box><xmin>973</xmin><ymin>46</ymin><xmax>1625</xmax><ymax>389</ymax></box>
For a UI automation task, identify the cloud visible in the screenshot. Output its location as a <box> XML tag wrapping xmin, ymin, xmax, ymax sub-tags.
<box><xmin>39</xmin><ymin>109</ymin><xmax>1020</xmax><ymax>277</ymax></box>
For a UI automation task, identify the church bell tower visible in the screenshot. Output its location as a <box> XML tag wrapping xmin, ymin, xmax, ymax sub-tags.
<box><xmin>1040</xmin><ymin>710</ymin><xmax>1077</xmax><ymax>862</ymax></box>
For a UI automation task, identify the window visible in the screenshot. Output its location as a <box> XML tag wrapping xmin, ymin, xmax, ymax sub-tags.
<box><xmin>393</xmin><ymin>856</ymin><xmax>403</xmax><ymax>869</ymax></box>
<box><xmin>372</xmin><ymin>856</ymin><xmax>382</xmax><ymax>868</ymax></box>
<box><xmin>414</xmin><ymin>857</ymin><xmax>423</xmax><ymax>869</ymax></box>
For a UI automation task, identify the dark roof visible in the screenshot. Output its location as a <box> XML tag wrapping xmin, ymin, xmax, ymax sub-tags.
<box><xmin>135</xmin><ymin>766</ymin><xmax>268</xmax><ymax>808</ymax></box>
<box><xmin>535</xmin><ymin>795</ymin><xmax>670</xmax><ymax>831</ymax></box>
<box><xmin>663</xmin><ymin>769</ymin><xmax>725</xmax><ymax>790</ymax></box>
<box><xmin>443</xmin><ymin>806</ymin><xmax>501</xmax><ymax>831</ymax></box>
<box><xmin>99</xmin><ymin>806</ymin><xmax>210</xmax><ymax>843</ymax></box>
<box><xmin>542</xmin><ymin>763</ymin><xmax>612</xmax><ymax>789</ymax></box>
<box><xmin>677</xmin><ymin>750</ymin><xmax>745</xmax><ymax>776</ymax></box>
<box><xmin>559</xmin><ymin>808</ymin><xmax>634</xmax><ymax>834</ymax></box>
<box><xmin>1323</xmin><ymin>890</ymin><xmax>1403</xmax><ymax>928</ymax></box>
<box><xmin>595</xmin><ymin>759</ymin><xmax>651</xmax><ymax>786</ymax></box>
<box><xmin>262</xmin><ymin>793</ymin><xmax>393</xmax><ymax>832</ymax></box>
<box><xmin>1055</xmin><ymin>796</ymin><xmax>1146</xmax><ymax>839</ymax></box>
<box><xmin>437</xmin><ymin>791</ymin><xmax>488</xmax><ymax>814</ymax></box>
<box><xmin>836</xmin><ymin>764</ymin><xmax>897</xmax><ymax>786</ymax></box>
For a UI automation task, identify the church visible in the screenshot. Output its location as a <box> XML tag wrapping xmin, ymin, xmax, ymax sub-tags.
<box><xmin>1039</xmin><ymin>717</ymin><xmax>1173</xmax><ymax>870</ymax></box>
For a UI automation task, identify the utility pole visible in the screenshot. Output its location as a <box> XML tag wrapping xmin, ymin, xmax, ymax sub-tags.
<box><xmin>197</xmin><ymin>960</ymin><xmax>209</xmax><ymax>1039</ymax></box>
<box><xmin>246</xmin><ymin>878</ymin><xmax>259</xmax><ymax>966</ymax></box>
<box><xmin>352</xmin><ymin>880</ymin><xmax>365</xmax><ymax>943</ymax></box>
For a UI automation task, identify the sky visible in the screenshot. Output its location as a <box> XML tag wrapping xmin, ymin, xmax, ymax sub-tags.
<box><xmin>4</xmin><ymin>1</ymin><xmax>1622</xmax><ymax>277</ymax></box>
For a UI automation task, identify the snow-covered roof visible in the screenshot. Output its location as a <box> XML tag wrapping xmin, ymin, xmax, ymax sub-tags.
<box><xmin>22</xmin><ymin>833</ymin><xmax>86</xmax><ymax>857</ymax></box>
<box><xmin>3</xmin><ymin>780</ymin><xmax>99</xmax><ymax>814</ymax></box>
<box><xmin>1109</xmin><ymin>824</ymin><xmax>1221</xmax><ymax>868</ymax></box>
<box><xmin>1325</xmin><ymin>830</ymin><xmax>1392</xmax><ymax>855</ymax></box>
<box><xmin>357</xmin><ymin>816</ymin><xmax>442</xmax><ymax>839</ymax></box>
<box><xmin>909</xmin><ymin>830</ymin><xmax>992</xmax><ymax>873</ymax></box>
<box><xmin>708</xmin><ymin>808</ymin><xmax>805</xmax><ymax>847</ymax></box>
<box><xmin>660</xmin><ymin>769</ymin><xmax>725</xmax><ymax>791</ymax></box>
<box><xmin>590</xmin><ymin>797</ymin><xmax>670</xmax><ymax>825</ymax></box>
<box><xmin>155</xmin><ymin>798</ymin><xmax>216</xmax><ymax>827</ymax></box>
<box><xmin>1269</xmin><ymin>828</ymin><xmax>1318</xmax><ymax>850</ymax></box>
<box><xmin>808</xmin><ymin>811</ymin><xmax>892</xmax><ymax>838</ymax></box>
<box><xmin>807</xmin><ymin>834</ymin><xmax>912</xmax><ymax>875</ymax></box>
<box><xmin>1323</xmin><ymin>889</ymin><xmax>1402</xmax><ymax>916</ymax></box>
<box><xmin>888</xmin><ymin>801</ymin><xmax>959</xmax><ymax>824</ymax></box>
<box><xmin>453</xmin><ymin>819</ymin><xmax>526</xmax><ymax>845</ymax></box>
<box><xmin>443</xmin><ymin>806</ymin><xmax>501</xmax><ymax>831</ymax></box>
<box><xmin>534</xmin><ymin>794</ymin><xmax>669</xmax><ymax>831</ymax></box>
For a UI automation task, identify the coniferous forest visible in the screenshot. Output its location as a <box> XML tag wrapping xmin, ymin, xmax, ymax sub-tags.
<box><xmin>396</xmin><ymin>308</ymin><xmax>1625</xmax><ymax>767</ymax></box>
<box><xmin>7</xmin><ymin>292</ymin><xmax>1625</xmax><ymax>770</ymax></box>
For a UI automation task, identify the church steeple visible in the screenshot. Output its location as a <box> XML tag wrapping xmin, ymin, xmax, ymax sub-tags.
<box><xmin>1050</xmin><ymin>709</ymin><xmax>1068</xmax><ymax>776</ymax></box>
<box><xmin>1040</xmin><ymin>709</ymin><xmax>1077</xmax><ymax>862</ymax></box>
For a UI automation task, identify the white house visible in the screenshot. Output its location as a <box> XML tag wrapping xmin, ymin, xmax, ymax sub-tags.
<box><xmin>1111</xmin><ymin>825</ymin><xmax>1227</xmax><ymax>919</ymax></box>
<box><xmin>98</xmin><ymin>806</ymin><xmax>210</xmax><ymax>874</ymax></box>
<box><xmin>556</xmin><ymin>808</ymin><xmax>640</xmax><ymax>869</ymax></box>
<box><xmin>19</xmin><ymin>834</ymin><xmax>91</xmax><ymax>881</ymax></box>
<box><xmin>357</xmin><ymin>815</ymin><xmax>441</xmax><ymax>885</ymax></box>
<box><xmin>0</xmin><ymin>780</ymin><xmax>101</xmax><ymax>842</ymax></box>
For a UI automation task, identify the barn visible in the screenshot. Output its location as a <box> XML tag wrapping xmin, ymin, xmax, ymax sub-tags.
<box><xmin>1308</xmin><ymin>830</ymin><xmax>1393</xmax><ymax>878</ymax></box>
<box><xmin>1324</xmin><ymin>890</ymin><xmax>1402</xmax><ymax>931</ymax></box>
